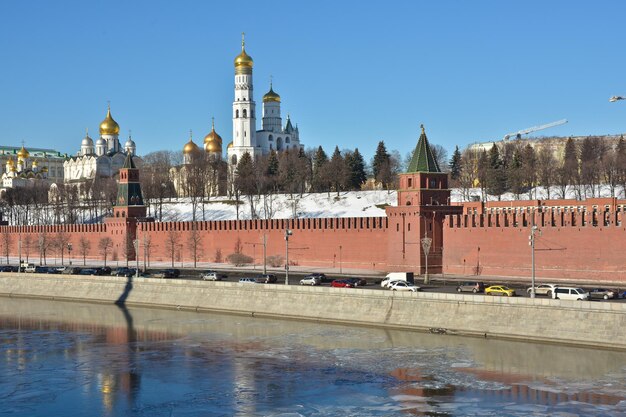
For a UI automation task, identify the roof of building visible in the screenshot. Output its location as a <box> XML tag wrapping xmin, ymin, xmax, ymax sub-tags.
<box><xmin>122</xmin><ymin>152</ymin><xmax>136</xmax><ymax>169</ymax></box>
<box><xmin>407</xmin><ymin>124</ymin><xmax>441</xmax><ymax>173</ymax></box>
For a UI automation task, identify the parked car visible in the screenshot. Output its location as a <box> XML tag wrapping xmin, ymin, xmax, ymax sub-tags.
<box><xmin>589</xmin><ymin>288</ymin><xmax>617</xmax><ymax>300</ymax></box>
<box><xmin>65</xmin><ymin>267</ymin><xmax>82</xmax><ymax>275</ymax></box>
<box><xmin>200</xmin><ymin>271</ymin><xmax>223</xmax><ymax>281</ymax></box>
<box><xmin>526</xmin><ymin>283</ymin><xmax>558</xmax><ymax>297</ymax></box>
<box><xmin>456</xmin><ymin>281</ymin><xmax>485</xmax><ymax>293</ymax></box>
<box><xmin>33</xmin><ymin>266</ymin><xmax>49</xmax><ymax>273</ymax></box>
<box><xmin>113</xmin><ymin>268</ymin><xmax>134</xmax><ymax>277</ymax></box>
<box><xmin>346</xmin><ymin>277</ymin><xmax>367</xmax><ymax>287</ymax></box>
<box><xmin>97</xmin><ymin>266</ymin><xmax>112</xmax><ymax>276</ymax></box>
<box><xmin>553</xmin><ymin>287</ymin><xmax>589</xmax><ymax>301</ymax></box>
<box><xmin>24</xmin><ymin>264</ymin><xmax>37</xmax><ymax>273</ymax></box>
<box><xmin>0</xmin><ymin>265</ymin><xmax>16</xmax><ymax>272</ymax></box>
<box><xmin>261</xmin><ymin>274</ymin><xmax>277</xmax><ymax>284</ymax></box>
<box><xmin>163</xmin><ymin>268</ymin><xmax>181</xmax><ymax>278</ymax></box>
<box><xmin>79</xmin><ymin>268</ymin><xmax>98</xmax><ymax>275</ymax></box>
<box><xmin>304</xmin><ymin>273</ymin><xmax>330</xmax><ymax>283</ymax></box>
<box><xmin>485</xmin><ymin>285</ymin><xmax>516</xmax><ymax>297</ymax></box>
<box><xmin>153</xmin><ymin>270</ymin><xmax>175</xmax><ymax>278</ymax></box>
<box><xmin>389</xmin><ymin>281</ymin><xmax>420</xmax><ymax>292</ymax></box>
<box><xmin>381</xmin><ymin>278</ymin><xmax>405</xmax><ymax>288</ymax></box>
<box><xmin>331</xmin><ymin>279</ymin><xmax>354</xmax><ymax>288</ymax></box>
<box><xmin>45</xmin><ymin>267</ymin><xmax>61</xmax><ymax>274</ymax></box>
<box><xmin>239</xmin><ymin>277</ymin><xmax>259</xmax><ymax>284</ymax></box>
<box><xmin>299</xmin><ymin>275</ymin><xmax>321</xmax><ymax>286</ymax></box>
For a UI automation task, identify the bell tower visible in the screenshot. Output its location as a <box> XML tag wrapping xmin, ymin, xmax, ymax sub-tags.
<box><xmin>386</xmin><ymin>125</ymin><xmax>462</xmax><ymax>275</ymax></box>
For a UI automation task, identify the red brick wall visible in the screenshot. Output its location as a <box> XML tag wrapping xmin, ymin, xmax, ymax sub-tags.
<box><xmin>137</xmin><ymin>217</ymin><xmax>389</xmax><ymax>271</ymax></box>
<box><xmin>443</xmin><ymin>212</ymin><xmax>626</xmax><ymax>281</ymax></box>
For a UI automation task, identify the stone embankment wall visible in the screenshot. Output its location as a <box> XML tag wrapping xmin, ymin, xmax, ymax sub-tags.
<box><xmin>1</xmin><ymin>274</ymin><xmax>624</xmax><ymax>350</ymax></box>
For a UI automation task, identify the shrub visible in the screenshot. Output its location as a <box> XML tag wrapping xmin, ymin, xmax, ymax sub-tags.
<box><xmin>226</xmin><ymin>252</ymin><xmax>253</xmax><ymax>267</ymax></box>
<box><xmin>266</xmin><ymin>255</ymin><xmax>284</xmax><ymax>268</ymax></box>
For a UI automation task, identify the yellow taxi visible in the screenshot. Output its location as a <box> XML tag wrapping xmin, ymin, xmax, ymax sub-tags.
<box><xmin>484</xmin><ymin>285</ymin><xmax>516</xmax><ymax>297</ymax></box>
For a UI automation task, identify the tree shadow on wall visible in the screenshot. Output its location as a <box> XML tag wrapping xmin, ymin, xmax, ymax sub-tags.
<box><xmin>115</xmin><ymin>275</ymin><xmax>133</xmax><ymax>306</ymax></box>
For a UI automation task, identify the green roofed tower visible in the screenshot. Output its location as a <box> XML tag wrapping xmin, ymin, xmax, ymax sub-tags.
<box><xmin>385</xmin><ymin>124</ymin><xmax>462</xmax><ymax>279</ymax></box>
<box><xmin>407</xmin><ymin>124</ymin><xmax>441</xmax><ymax>173</ymax></box>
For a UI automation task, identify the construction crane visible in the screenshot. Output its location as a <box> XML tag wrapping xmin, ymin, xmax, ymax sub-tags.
<box><xmin>503</xmin><ymin>119</ymin><xmax>568</xmax><ymax>141</ymax></box>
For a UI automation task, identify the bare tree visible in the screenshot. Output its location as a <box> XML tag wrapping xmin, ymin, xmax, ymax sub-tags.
<box><xmin>1</xmin><ymin>231</ymin><xmax>11</xmax><ymax>264</ymax></box>
<box><xmin>54</xmin><ymin>230</ymin><xmax>71</xmax><ymax>265</ymax></box>
<box><xmin>79</xmin><ymin>236</ymin><xmax>91</xmax><ymax>266</ymax></box>
<box><xmin>165</xmin><ymin>228</ymin><xmax>181</xmax><ymax>267</ymax></box>
<box><xmin>143</xmin><ymin>235</ymin><xmax>153</xmax><ymax>268</ymax></box>
<box><xmin>98</xmin><ymin>237</ymin><xmax>113</xmax><ymax>267</ymax></box>
<box><xmin>23</xmin><ymin>235</ymin><xmax>33</xmax><ymax>263</ymax></box>
<box><xmin>38</xmin><ymin>233</ymin><xmax>50</xmax><ymax>265</ymax></box>
<box><xmin>537</xmin><ymin>147</ymin><xmax>556</xmax><ymax>199</ymax></box>
<box><xmin>186</xmin><ymin>224</ymin><xmax>203</xmax><ymax>268</ymax></box>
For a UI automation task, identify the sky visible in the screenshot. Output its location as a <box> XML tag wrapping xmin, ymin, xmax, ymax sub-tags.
<box><xmin>1</xmin><ymin>0</ymin><xmax>626</xmax><ymax>161</ymax></box>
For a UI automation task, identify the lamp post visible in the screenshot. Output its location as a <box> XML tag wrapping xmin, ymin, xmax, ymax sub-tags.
<box><xmin>421</xmin><ymin>236</ymin><xmax>432</xmax><ymax>285</ymax></box>
<box><xmin>529</xmin><ymin>225</ymin><xmax>541</xmax><ymax>298</ymax></box>
<box><xmin>339</xmin><ymin>245</ymin><xmax>343</xmax><ymax>274</ymax></box>
<box><xmin>18</xmin><ymin>231</ymin><xmax>22</xmax><ymax>274</ymax></box>
<box><xmin>134</xmin><ymin>239</ymin><xmax>139</xmax><ymax>278</ymax></box>
<box><xmin>284</xmin><ymin>229</ymin><xmax>292</xmax><ymax>285</ymax></box>
<box><xmin>38</xmin><ymin>236</ymin><xmax>43</xmax><ymax>266</ymax></box>
<box><xmin>261</xmin><ymin>234</ymin><xmax>267</xmax><ymax>275</ymax></box>
<box><xmin>67</xmin><ymin>243</ymin><xmax>72</xmax><ymax>266</ymax></box>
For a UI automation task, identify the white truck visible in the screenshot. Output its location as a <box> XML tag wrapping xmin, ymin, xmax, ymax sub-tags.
<box><xmin>381</xmin><ymin>272</ymin><xmax>415</xmax><ymax>288</ymax></box>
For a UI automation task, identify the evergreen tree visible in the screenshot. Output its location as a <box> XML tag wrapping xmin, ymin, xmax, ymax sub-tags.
<box><xmin>476</xmin><ymin>150</ymin><xmax>489</xmax><ymax>201</ymax></box>
<box><xmin>508</xmin><ymin>149</ymin><xmax>524</xmax><ymax>198</ymax></box>
<box><xmin>617</xmin><ymin>136</ymin><xmax>626</xmax><ymax>196</ymax></box>
<box><xmin>522</xmin><ymin>144</ymin><xmax>537</xmax><ymax>199</ymax></box>
<box><xmin>486</xmin><ymin>144</ymin><xmax>507</xmax><ymax>199</ymax></box>
<box><xmin>449</xmin><ymin>145</ymin><xmax>462</xmax><ymax>182</ymax></box>
<box><xmin>563</xmin><ymin>137</ymin><xmax>580</xmax><ymax>198</ymax></box>
<box><xmin>312</xmin><ymin>146</ymin><xmax>329</xmax><ymax>192</ymax></box>
<box><xmin>328</xmin><ymin>146</ymin><xmax>347</xmax><ymax>196</ymax></box>
<box><xmin>372</xmin><ymin>141</ymin><xmax>390</xmax><ymax>181</ymax></box>
<box><xmin>346</xmin><ymin>148</ymin><xmax>367</xmax><ymax>190</ymax></box>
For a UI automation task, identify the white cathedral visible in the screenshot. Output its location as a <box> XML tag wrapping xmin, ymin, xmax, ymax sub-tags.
<box><xmin>64</xmin><ymin>106</ymin><xmax>138</xmax><ymax>183</ymax></box>
<box><xmin>182</xmin><ymin>35</ymin><xmax>302</xmax><ymax>165</ymax></box>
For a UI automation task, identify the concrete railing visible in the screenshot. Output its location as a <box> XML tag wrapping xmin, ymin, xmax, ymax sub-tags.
<box><xmin>0</xmin><ymin>273</ymin><xmax>624</xmax><ymax>350</ymax></box>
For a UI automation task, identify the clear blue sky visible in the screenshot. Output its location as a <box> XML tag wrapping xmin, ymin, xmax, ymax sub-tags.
<box><xmin>1</xmin><ymin>0</ymin><xmax>626</xmax><ymax>160</ymax></box>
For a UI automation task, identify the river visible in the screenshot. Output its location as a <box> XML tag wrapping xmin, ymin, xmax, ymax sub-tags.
<box><xmin>0</xmin><ymin>297</ymin><xmax>625</xmax><ymax>416</ymax></box>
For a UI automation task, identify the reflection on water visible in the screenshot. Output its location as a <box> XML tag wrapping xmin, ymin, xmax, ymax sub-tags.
<box><xmin>0</xmin><ymin>297</ymin><xmax>625</xmax><ymax>416</ymax></box>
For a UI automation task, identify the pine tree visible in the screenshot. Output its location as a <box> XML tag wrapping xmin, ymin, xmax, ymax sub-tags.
<box><xmin>476</xmin><ymin>150</ymin><xmax>489</xmax><ymax>201</ymax></box>
<box><xmin>486</xmin><ymin>144</ymin><xmax>507</xmax><ymax>199</ymax></box>
<box><xmin>563</xmin><ymin>137</ymin><xmax>579</xmax><ymax>198</ymax></box>
<box><xmin>328</xmin><ymin>146</ymin><xmax>347</xmax><ymax>196</ymax></box>
<box><xmin>522</xmin><ymin>144</ymin><xmax>537</xmax><ymax>198</ymax></box>
<box><xmin>346</xmin><ymin>148</ymin><xmax>367</xmax><ymax>190</ymax></box>
<box><xmin>449</xmin><ymin>145</ymin><xmax>461</xmax><ymax>182</ymax></box>
<box><xmin>372</xmin><ymin>141</ymin><xmax>390</xmax><ymax>182</ymax></box>
<box><xmin>312</xmin><ymin>146</ymin><xmax>329</xmax><ymax>192</ymax></box>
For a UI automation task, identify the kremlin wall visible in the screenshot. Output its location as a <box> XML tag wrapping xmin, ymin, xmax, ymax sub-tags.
<box><xmin>2</xmin><ymin>128</ymin><xmax>626</xmax><ymax>283</ymax></box>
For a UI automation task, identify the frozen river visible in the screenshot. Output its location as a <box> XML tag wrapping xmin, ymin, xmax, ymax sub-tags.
<box><xmin>0</xmin><ymin>298</ymin><xmax>625</xmax><ymax>416</ymax></box>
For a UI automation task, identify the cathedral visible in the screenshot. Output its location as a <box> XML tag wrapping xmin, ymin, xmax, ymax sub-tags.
<box><xmin>63</xmin><ymin>106</ymin><xmax>138</xmax><ymax>183</ymax></box>
<box><xmin>181</xmin><ymin>35</ymin><xmax>302</xmax><ymax>166</ymax></box>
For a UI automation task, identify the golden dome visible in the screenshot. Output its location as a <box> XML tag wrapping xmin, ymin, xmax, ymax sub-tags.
<box><xmin>234</xmin><ymin>33</ymin><xmax>253</xmax><ymax>72</ymax></box>
<box><xmin>263</xmin><ymin>83</ymin><xmax>281</xmax><ymax>103</ymax></box>
<box><xmin>227</xmin><ymin>142</ymin><xmax>233</xmax><ymax>149</ymax></box>
<box><xmin>7</xmin><ymin>157</ymin><xmax>14</xmax><ymax>166</ymax></box>
<box><xmin>204</xmin><ymin>118</ymin><xmax>223</xmax><ymax>153</ymax></box>
<box><xmin>183</xmin><ymin>131</ymin><xmax>200</xmax><ymax>155</ymax></box>
<box><xmin>17</xmin><ymin>146</ymin><xmax>29</xmax><ymax>159</ymax></box>
<box><xmin>99</xmin><ymin>106</ymin><xmax>120</xmax><ymax>136</ymax></box>
<box><xmin>32</xmin><ymin>160</ymin><xmax>38</xmax><ymax>166</ymax></box>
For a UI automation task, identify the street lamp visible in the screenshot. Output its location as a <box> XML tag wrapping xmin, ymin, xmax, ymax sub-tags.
<box><xmin>67</xmin><ymin>243</ymin><xmax>72</xmax><ymax>266</ymax></box>
<box><xmin>261</xmin><ymin>234</ymin><xmax>267</xmax><ymax>275</ymax></box>
<box><xmin>339</xmin><ymin>245</ymin><xmax>343</xmax><ymax>274</ymax></box>
<box><xmin>133</xmin><ymin>239</ymin><xmax>139</xmax><ymax>278</ymax></box>
<box><xmin>284</xmin><ymin>229</ymin><xmax>292</xmax><ymax>285</ymax></box>
<box><xmin>421</xmin><ymin>236</ymin><xmax>432</xmax><ymax>285</ymax></box>
<box><xmin>529</xmin><ymin>225</ymin><xmax>541</xmax><ymax>298</ymax></box>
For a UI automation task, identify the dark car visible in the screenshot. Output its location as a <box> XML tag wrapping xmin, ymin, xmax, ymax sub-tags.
<box><xmin>45</xmin><ymin>267</ymin><xmax>61</xmax><ymax>274</ymax></box>
<box><xmin>114</xmin><ymin>268</ymin><xmax>133</xmax><ymax>277</ymax></box>
<box><xmin>331</xmin><ymin>279</ymin><xmax>355</xmax><ymax>288</ymax></box>
<box><xmin>0</xmin><ymin>265</ymin><xmax>16</xmax><ymax>272</ymax></box>
<box><xmin>261</xmin><ymin>274</ymin><xmax>277</xmax><ymax>284</ymax></box>
<box><xmin>456</xmin><ymin>281</ymin><xmax>485</xmax><ymax>293</ymax></box>
<box><xmin>97</xmin><ymin>266</ymin><xmax>112</xmax><ymax>276</ymax></box>
<box><xmin>346</xmin><ymin>277</ymin><xmax>367</xmax><ymax>287</ymax></box>
<box><xmin>589</xmin><ymin>288</ymin><xmax>617</xmax><ymax>300</ymax></box>
<box><xmin>34</xmin><ymin>266</ymin><xmax>49</xmax><ymax>273</ymax></box>
<box><xmin>305</xmin><ymin>273</ymin><xmax>330</xmax><ymax>283</ymax></box>
<box><xmin>79</xmin><ymin>268</ymin><xmax>98</xmax><ymax>275</ymax></box>
<box><xmin>66</xmin><ymin>267</ymin><xmax>82</xmax><ymax>275</ymax></box>
<box><xmin>153</xmin><ymin>270</ymin><xmax>175</xmax><ymax>278</ymax></box>
<box><xmin>163</xmin><ymin>268</ymin><xmax>181</xmax><ymax>278</ymax></box>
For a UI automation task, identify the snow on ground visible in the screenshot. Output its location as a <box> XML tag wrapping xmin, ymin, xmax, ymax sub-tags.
<box><xmin>451</xmin><ymin>184</ymin><xmax>625</xmax><ymax>203</ymax></box>
<box><xmin>156</xmin><ymin>190</ymin><xmax>399</xmax><ymax>221</ymax></box>
<box><xmin>153</xmin><ymin>185</ymin><xmax>626</xmax><ymax>222</ymax></box>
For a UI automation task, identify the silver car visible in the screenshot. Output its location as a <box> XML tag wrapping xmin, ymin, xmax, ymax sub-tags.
<box><xmin>299</xmin><ymin>276</ymin><xmax>321</xmax><ymax>286</ymax></box>
<box><xmin>526</xmin><ymin>284</ymin><xmax>558</xmax><ymax>297</ymax></box>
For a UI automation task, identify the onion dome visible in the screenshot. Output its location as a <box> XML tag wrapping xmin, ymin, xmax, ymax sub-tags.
<box><xmin>124</xmin><ymin>136</ymin><xmax>136</xmax><ymax>149</ymax></box>
<box><xmin>183</xmin><ymin>131</ymin><xmax>200</xmax><ymax>155</ymax></box>
<box><xmin>263</xmin><ymin>82</ymin><xmax>281</xmax><ymax>103</ymax></box>
<box><xmin>99</xmin><ymin>105</ymin><xmax>120</xmax><ymax>135</ymax></box>
<box><xmin>234</xmin><ymin>33</ymin><xmax>253</xmax><ymax>73</ymax></box>
<box><xmin>81</xmin><ymin>129</ymin><xmax>94</xmax><ymax>147</ymax></box>
<box><xmin>204</xmin><ymin>118</ymin><xmax>223</xmax><ymax>154</ymax></box>
<box><xmin>227</xmin><ymin>142</ymin><xmax>233</xmax><ymax>150</ymax></box>
<box><xmin>96</xmin><ymin>137</ymin><xmax>107</xmax><ymax>147</ymax></box>
<box><xmin>32</xmin><ymin>159</ymin><xmax>38</xmax><ymax>167</ymax></box>
<box><xmin>7</xmin><ymin>157</ymin><xmax>14</xmax><ymax>166</ymax></box>
<box><xmin>17</xmin><ymin>145</ymin><xmax>29</xmax><ymax>159</ymax></box>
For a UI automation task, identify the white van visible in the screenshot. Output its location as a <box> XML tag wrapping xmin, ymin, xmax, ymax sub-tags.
<box><xmin>553</xmin><ymin>287</ymin><xmax>589</xmax><ymax>301</ymax></box>
<box><xmin>381</xmin><ymin>272</ymin><xmax>415</xmax><ymax>288</ymax></box>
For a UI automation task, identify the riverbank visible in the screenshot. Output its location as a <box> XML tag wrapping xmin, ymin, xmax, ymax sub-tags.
<box><xmin>1</xmin><ymin>273</ymin><xmax>624</xmax><ymax>350</ymax></box>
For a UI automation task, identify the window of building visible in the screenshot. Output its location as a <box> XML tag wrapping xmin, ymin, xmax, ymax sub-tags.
<box><xmin>268</xmin><ymin>135</ymin><xmax>273</xmax><ymax>141</ymax></box>
<box><xmin>243</xmin><ymin>109</ymin><xmax>247</xmax><ymax>118</ymax></box>
<box><xmin>236</xmin><ymin>110</ymin><xmax>239</xmax><ymax>118</ymax></box>
<box><xmin>408</xmin><ymin>178</ymin><xmax>413</xmax><ymax>188</ymax></box>
<box><xmin>231</xmin><ymin>155</ymin><xmax>237</xmax><ymax>165</ymax></box>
